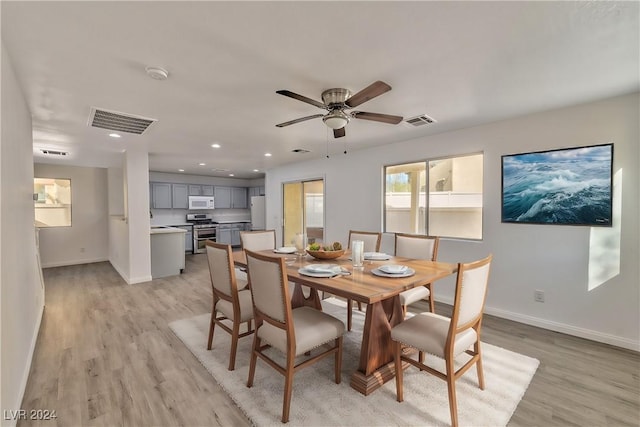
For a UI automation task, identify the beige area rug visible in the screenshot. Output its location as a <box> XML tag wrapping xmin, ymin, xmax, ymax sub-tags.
<box><xmin>169</xmin><ymin>298</ymin><xmax>539</xmax><ymax>426</ymax></box>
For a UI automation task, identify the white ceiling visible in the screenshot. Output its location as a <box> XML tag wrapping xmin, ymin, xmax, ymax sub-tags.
<box><xmin>2</xmin><ymin>1</ymin><xmax>638</xmax><ymax>179</ymax></box>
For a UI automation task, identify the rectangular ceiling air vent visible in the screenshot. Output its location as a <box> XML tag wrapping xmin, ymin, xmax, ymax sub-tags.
<box><xmin>41</xmin><ymin>149</ymin><xmax>68</xmax><ymax>156</ymax></box>
<box><xmin>292</xmin><ymin>148</ymin><xmax>310</xmax><ymax>153</ymax></box>
<box><xmin>405</xmin><ymin>114</ymin><xmax>437</xmax><ymax>127</ymax></box>
<box><xmin>88</xmin><ymin>107</ymin><xmax>157</xmax><ymax>135</ymax></box>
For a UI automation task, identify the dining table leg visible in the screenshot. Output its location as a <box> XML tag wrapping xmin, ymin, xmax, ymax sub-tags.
<box><xmin>350</xmin><ymin>296</ymin><xmax>404</xmax><ymax>395</ymax></box>
<box><xmin>290</xmin><ymin>284</ymin><xmax>323</xmax><ymax>310</ymax></box>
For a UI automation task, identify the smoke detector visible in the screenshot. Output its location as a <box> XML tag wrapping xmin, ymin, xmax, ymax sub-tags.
<box><xmin>145</xmin><ymin>66</ymin><xmax>169</xmax><ymax>80</ymax></box>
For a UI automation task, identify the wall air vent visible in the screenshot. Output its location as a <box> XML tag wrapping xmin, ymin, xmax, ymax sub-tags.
<box><xmin>41</xmin><ymin>149</ymin><xmax>68</xmax><ymax>156</ymax></box>
<box><xmin>88</xmin><ymin>107</ymin><xmax>157</xmax><ymax>135</ymax></box>
<box><xmin>292</xmin><ymin>148</ymin><xmax>310</xmax><ymax>153</ymax></box>
<box><xmin>405</xmin><ymin>114</ymin><xmax>437</xmax><ymax>127</ymax></box>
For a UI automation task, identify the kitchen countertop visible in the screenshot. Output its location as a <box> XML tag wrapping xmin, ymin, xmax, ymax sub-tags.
<box><xmin>150</xmin><ymin>226</ymin><xmax>188</xmax><ymax>235</ymax></box>
<box><xmin>215</xmin><ymin>220</ymin><xmax>251</xmax><ymax>224</ymax></box>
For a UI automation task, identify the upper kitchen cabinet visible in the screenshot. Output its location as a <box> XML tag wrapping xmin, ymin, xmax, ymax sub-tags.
<box><xmin>151</xmin><ymin>182</ymin><xmax>188</xmax><ymax>209</ymax></box>
<box><xmin>172</xmin><ymin>184</ymin><xmax>188</xmax><ymax>209</ymax></box>
<box><xmin>152</xmin><ymin>183</ymin><xmax>172</xmax><ymax>209</ymax></box>
<box><xmin>214</xmin><ymin>186</ymin><xmax>248</xmax><ymax>209</ymax></box>
<box><xmin>248</xmin><ymin>186</ymin><xmax>265</xmax><ymax>197</ymax></box>
<box><xmin>188</xmin><ymin>184</ymin><xmax>214</xmax><ymax>196</ymax></box>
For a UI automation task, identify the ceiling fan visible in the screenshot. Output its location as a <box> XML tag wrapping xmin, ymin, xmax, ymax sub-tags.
<box><xmin>275</xmin><ymin>81</ymin><xmax>403</xmax><ymax>138</ymax></box>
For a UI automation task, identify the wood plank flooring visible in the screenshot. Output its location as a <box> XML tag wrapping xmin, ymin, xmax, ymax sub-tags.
<box><xmin>17</xmin><ymin>255</ymin><xmax>640</xmax><ymax>426</ymax></box>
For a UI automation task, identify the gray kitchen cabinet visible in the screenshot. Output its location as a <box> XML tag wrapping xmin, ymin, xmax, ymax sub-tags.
<box><xmin>152</xmin><ymin>183</ymin><xmax>172</xmax><ymax>209</ymax></box>
<box><xmin>217</xmin><ymin>224</ymin><xmax>232</xmax><ymax>245</ymax></box>
<box><xmin>172</xmin><ymin>184</ymin><xmax>189</xmax><ymax>209</ymax></box>
<box><xmin>202</xmin><ymin>185</ymin><xmax>214</xmax><ymax>196</ymax></box>
<box><xmin>214</xmin><ymin>186</ymin><xmax>232</xmax><ymax>208</ymax></box>
<box><xmin>249</xmin><ymin>186</ymin><xmax>265</xmax><ymax>197</ymax></box>
<box><xmin>188</xmin><ymin>185</ymin><xmax>202</xmax><ymax>196</ymax></box>
<box><xmin>231</xmin><ymin>223</ymin><xmax>245</xmax><ymax>246</ymax></box>
<box><xmin>232</xmin><ymin>187</ymin><xmax>248</xmax><ymax>209</ymax></box>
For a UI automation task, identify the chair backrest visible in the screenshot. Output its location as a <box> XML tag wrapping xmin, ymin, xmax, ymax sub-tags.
<box><xmin>205</xmin><ymin>241</ymin><xmax>237</xmax><ymax>299</ymax></box>
<box><xmin>240</xmin><ymin>230</ymin><xmax>276</xmax><ymax>251</ymax></box>
<box><xmin>394</xmin><ymin>233</ymin><xmax>439</xmax><ymax>261</ymax></box>
<box><xmin>348</xmin><ymin>230</ymin><xmax>381</xmax><ymax>252</ymax></box>
<box><xmin>451</xmin><ymin>255</ymin><xmax>492</xmax><ymax>331</ymax></box>
<box><xmin>245</xmin><ymin>250</ymin><xmax>291</xmax><ymax>325</ymax></box>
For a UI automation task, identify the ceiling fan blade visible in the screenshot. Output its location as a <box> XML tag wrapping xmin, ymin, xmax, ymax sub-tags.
<box><xmin>345</xmin><ymin>81</ymin><xmax>392</xmax><ymax>108</ymax></box>
<box><xmin>275</xmin><ymin>114</ymin><xmax>324</xmax><ymax>128</ymax></box>
<box><xmin>333</xmin><ymin>127</ymin><xmax>346</xmax><ymax>138</ymax></box>
<box><xmin>276</xmin><ymin>90</ymin><xmax>326</xmax><ymax>109</ymax></box>
<box><xmin>352</xmin><ymin>111</ymin><xmax>403</xmax><ymax>124</ymax></box>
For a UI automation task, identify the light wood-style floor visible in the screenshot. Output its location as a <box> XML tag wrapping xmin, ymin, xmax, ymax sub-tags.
<box><xmin>18</xmin><ymin>255</ymin><xmax>640</xmax><ymax>426</ymax></box>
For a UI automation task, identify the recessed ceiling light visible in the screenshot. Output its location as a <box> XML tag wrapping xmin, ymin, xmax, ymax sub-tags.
<box><xmin>229</xmin><ymin>173</ymin><xmax>235</xmax><ymax>177</ymax></box>
<box><xmin>178</xmin><ymin>169</ymin><xmax>185</xmax><ymax>172</ymax></box>
<box><xmin>264</xmin><ymin>153</ymin><xmax>272</xmax><ymax>157</ymax></box>
<box><xmin>109</xmin><ymin>133</ymin><xmax>121</xmax><ymax>138</ymax></box>
<box><xmin>145</xmin><ymin>66</ymin><xmax>169</xmax><ymax>80</ymax></box>
<box><xmin>253</xmin><ymin>169</ymin><xmax>259</xmax><ymax>172</ymax></box>
<box><xmin>211</xmin><ymin>143</ymin><xmax>221</xmax><ymax>148</ymax></box>
<box><xmin>199</xmin><ymin>163</ymin><xmax>206</xmax><ymax>166</ymax></box>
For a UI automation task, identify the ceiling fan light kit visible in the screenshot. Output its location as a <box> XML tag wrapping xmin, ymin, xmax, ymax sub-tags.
<box><xmin>322</xmin><ymin>110</ymin><xmax>350</xmax><ymax>129</ymax></box>
<box><xmin>276</xmin><ymin>80</ymin><xmax>402</xmax><ymax>138</ymax></box>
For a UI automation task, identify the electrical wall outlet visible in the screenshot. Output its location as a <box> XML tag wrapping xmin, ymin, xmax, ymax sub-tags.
<box><xmin>534</xmin><ymin>290</ymin><xmax>545</xmax><ymax>303</ymax></box>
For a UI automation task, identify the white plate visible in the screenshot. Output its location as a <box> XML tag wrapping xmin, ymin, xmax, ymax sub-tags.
<box><xmin>298</xmin><ymin>266</ymin><xmax>341</xmax><ymax>278</ymax></box>
<box><xmin>304</xmin><ymin>264</ymin><xmax>341</xmax><ymax>273</ymax></box>
<box><xmin>371</xmin><ymin>267</ymin><xmax>415</xmax><ymax>278</ymax></box>
<box><xmin>274</xmin><ymin>247</ymin><xmax>297</xmax><ymax>254</ymax></box>
<box><xmin>379</xmin><ymin>264</ymin><xmax>408</xmax><ymax>274</ymax></box>
<box><xmin>364</xmin><ymin>252</ymin><xmax>391</xmax><ymax>260</ymax></box>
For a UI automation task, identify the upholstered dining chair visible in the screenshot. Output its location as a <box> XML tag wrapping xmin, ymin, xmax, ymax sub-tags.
<box><xmin>345</xmin><ymin>230</ymin><xmax>382</xmax><ymax>331</ymax></box>
<box><xmin>391</xmin><ymin>254</ymin><xmax>492</xmax><ymax>427</ymax></box>
<box><xmin>245</xmin><ymin>249</ymin><xmax>345</xmax><ymax>423</ymax></box>
<box><xmin>239</xmin><ymin>229</ymin><xmax>277</xmax><ymax>251</ymax></box>
<box><xmin>205</xmin><ymin>241</ymin><xmax>255</xmax><ymax>371</ymax></box>
<box><xmin>395</xmin><ymin>233</ymin><xmax>440</xmax><ymax>316</ymax></box>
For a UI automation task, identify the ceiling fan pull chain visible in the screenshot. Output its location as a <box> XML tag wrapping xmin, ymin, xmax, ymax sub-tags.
<box><xmin>326</xmin><ymin>127</ymin><xmax>330</xmax><ymax>159</ymax></box>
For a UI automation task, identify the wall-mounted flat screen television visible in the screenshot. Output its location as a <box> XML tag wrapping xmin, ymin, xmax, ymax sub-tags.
<box><xmin>501</xmin><ymin>143</ymin><xmax>613</xmax><ymax>226</ymax></box>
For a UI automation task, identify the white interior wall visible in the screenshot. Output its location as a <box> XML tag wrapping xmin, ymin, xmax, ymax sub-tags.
<box><xmin>125</xmin><ymin>148</ymin><xmax>151</xmax><ymax>284</ymax></box>
<box><xmin>1</xmin><ymin>44</ymin><xmax>45</xmax><ymax>427</ymax></box>
<box><xmin>265</xmin><ymin>92</ymin><xmax>640</xmax><ymax>350</ymax></box>
<box><xmin>34</xmin><ymin>164</ymin><xmax>109</xmax><ymax>268</ymax></box>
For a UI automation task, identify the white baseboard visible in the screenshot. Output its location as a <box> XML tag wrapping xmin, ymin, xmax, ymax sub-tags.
<box><xmin>437</xmin><ymin>296</ymin><xmax>640</xmax><ymax>352</ymax></box>
<box><xmin>41</xmin><ymin>257</ymin><xmax>108</xmax><ymax>268</ymax></box>
<box><xmin>8</xmin><ymin>300</ymin><xmax>45</xmax><ymax>427</ymax></box>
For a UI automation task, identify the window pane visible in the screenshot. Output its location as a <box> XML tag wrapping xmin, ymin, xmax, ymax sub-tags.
<box><xmin>34</xmin><ymin>178</ymin><xmax>72</xmax><ymax>227</ymax></box>
<box><xmin>384</xmin><ymin>153</ymin><xmax>483</xmax><ymax>240</ymax></box>
<box><xmin>428</xmin><ymin>154</ymin><xmax>483</xmax><ymax>239</ymax></box>
<box><xmin>384</xmin><ymin>162</ymin><xmax>426</xmax><ymax>234</ymax></box>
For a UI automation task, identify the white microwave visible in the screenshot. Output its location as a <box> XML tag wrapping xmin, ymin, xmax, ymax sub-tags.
<box><xmin>188</xmin><ymin>196</ymin><xmax>215</xmax><ymax>210</ymax></box>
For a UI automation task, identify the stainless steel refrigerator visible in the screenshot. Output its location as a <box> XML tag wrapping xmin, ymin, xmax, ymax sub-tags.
<box><xmin>250</xmin><ymin>196</ymin><xmax>266</xmax><ymax>230</ymax></box>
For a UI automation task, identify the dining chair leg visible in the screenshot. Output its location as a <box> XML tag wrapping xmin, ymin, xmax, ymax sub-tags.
<box><xmin>428</xmin><ymin>294</ymin><xmax>435</xmax><ymax>313</ymax></box>
<box><xmin>207</xmin><ymin>311</ymin><xmax>216</xmax><ymax>350</ymax></box>
<box><xmin>445</xmin><ymin>358</ymin><xmax>458</xmax><ymax>427</ymax></box>
<box><xmin>335</xmin><ymin>337</ymin><xmax>343</xmax><ymax>384</ymax></box>
<box><xmin>347</xmin><ymin>299</ymin><xmax>353</xmax><ymax>331</ymax></box>
<box><xmin>475</xmin><ymin>341</ymin><xmax>485</xmax><ymax>390</ymax></box>
<box><xmin>247</xmin><ymin>335</ymin><xmax>260</xmax><ymax>388</ymax></box>
<box><xmin>229</xmin><ymin>322</ymin><xmax>240</xmax><ymax>371</ymax></box>
<box><xmin>357</xmin><ymin>302</ymin><xmax>363</xmax><ymax>311</ymax></box>
<box><xmin>394</xmin><ymin>341</ymin><xmax>404</xmax><ymax>402</ymax></box>
<box><xmin>282</xmin><ymin>353</ymin><xmax>295</xmax><ymax>423</ymax></box>
<box><xmin>418</xmin><ymin>350</ymin><xmax>425</xmax><ymax>370</ymax></box>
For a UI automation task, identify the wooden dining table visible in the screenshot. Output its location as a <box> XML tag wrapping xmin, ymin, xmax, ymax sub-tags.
<box><xmin>232</xmin><ymin>250</ymin><xmax>457</xmax><ymax>395</ymax></box>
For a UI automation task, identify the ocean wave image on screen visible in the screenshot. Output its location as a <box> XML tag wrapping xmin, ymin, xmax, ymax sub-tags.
<box><xmin>502</xmin><ymin>145</ymin><xmax>612</xmax><ymax>225</ymax></box>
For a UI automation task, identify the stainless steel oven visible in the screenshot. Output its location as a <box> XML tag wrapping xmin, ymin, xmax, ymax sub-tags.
<box><xmin>193</xmin><ymin>225</ymin><xmax>217</xmax><ymax>253</ymax></box>
<box><xmin>187</xmin><ymin>214</ymin><xmax>218</xmax><ymax>254</ymax></box>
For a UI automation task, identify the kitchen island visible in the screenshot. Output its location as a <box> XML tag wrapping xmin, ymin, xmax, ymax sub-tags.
<box><xmin>150</xmin><ymin>226</ymin><xmax>186</xmax><ymax>278</ymax></box>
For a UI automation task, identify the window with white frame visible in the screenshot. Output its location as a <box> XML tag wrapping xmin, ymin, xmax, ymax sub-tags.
<box><xmin>34</xmin><ymin>178</ymin><xmax>72</xmax><ymax>227</ymax></box>
<box><xmin>384</xmin><ymin>153</ymin><xmax>483</xmax><ymax>240</ymax></box>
